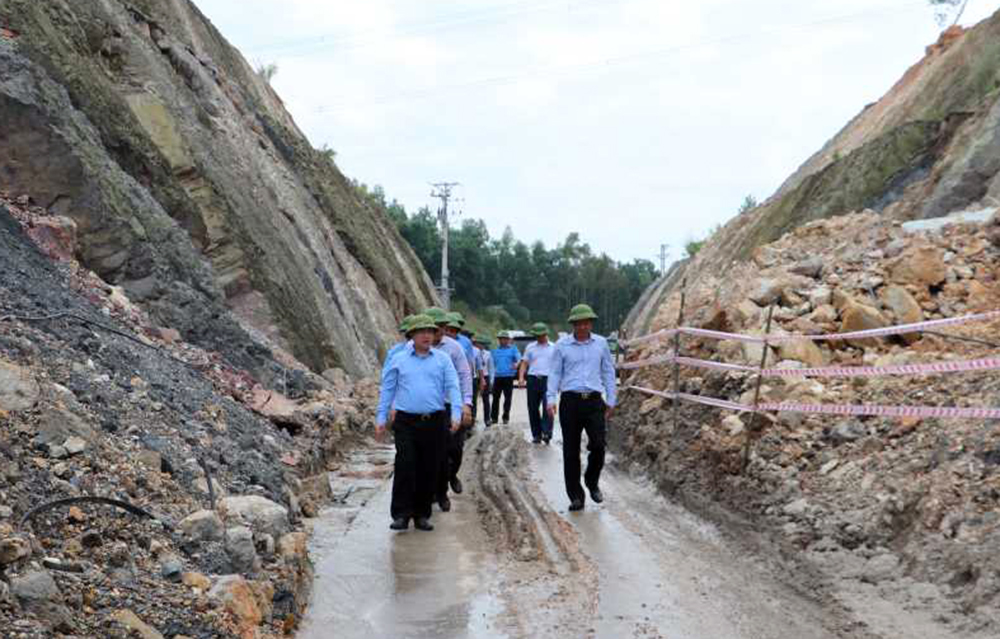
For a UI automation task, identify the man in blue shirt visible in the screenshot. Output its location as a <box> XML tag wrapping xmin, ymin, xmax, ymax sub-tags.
<box><xmin>547</xmin><ymin>304</ymin><xmax>617</xmax><ymax>511</ymax></box>
<box><xmin>376</xmin><ymin>315</ymin><xmax>462</xmax><ymax>531</ymax></box>
<box><xmin>491</xmin><ymin>331</ymin><xmax>521</xmax><ymax>425</ymax></box>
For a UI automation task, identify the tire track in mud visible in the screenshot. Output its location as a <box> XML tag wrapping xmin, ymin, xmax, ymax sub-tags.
<box><xmin>470</xmin><ymin>427</ymin><xmax>600</xmax><ymax>638</ymax></box>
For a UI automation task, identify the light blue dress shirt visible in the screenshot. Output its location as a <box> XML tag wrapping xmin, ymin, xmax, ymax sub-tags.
<box><xmin>381</xmin><ymin>340</ymin><xmax>410</xmax><ymax>379</ymax></box>
<box><xmin>523</xmin><ymin>341</ymin><xmax>555</xmax><ymax>377</ymax></box>
<box><xmin>435</xmin><ymin>335</ymin><xmax>473</xmax><ymax>406</ymax></box>
<box><xmin>457</xmin><ymin>334</ymin><xmax>476</xmax><ymax>372</ymax></box>
<box><xmin>546</xmin><ymin>333</ymin><xmax>617</xmax><ymax>406</ymax></box>
<box><xmin>492</xmin><ymin>345</ymin><xmax>521</xmax><ymax>377</ymax></box>
<box><xmin>376</xmin><ymin>346</ymin><xmax>462</xmax><ymax>426</ymax></box>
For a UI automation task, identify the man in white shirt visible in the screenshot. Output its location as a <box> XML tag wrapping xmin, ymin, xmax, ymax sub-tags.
<box><xmin>518</xmin><ymin>322</ymin><xmax>555</xmax><ymax>444</ymax></box>
<box><xmin>475</xmin><ymin>335</ymin><xmax>494</xmax><ymax>427</ymax></box>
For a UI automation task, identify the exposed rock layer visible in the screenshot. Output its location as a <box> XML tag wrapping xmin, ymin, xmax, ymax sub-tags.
<box><xmin>0</xmin><ymin>0</ymin><xmax>437</xmax><ymax>378</ymax></box>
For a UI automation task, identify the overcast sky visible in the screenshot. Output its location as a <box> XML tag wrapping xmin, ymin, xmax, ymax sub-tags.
<box><xmin>192</xmin><ymin>0</ymin><xmax>999</xmax><ymax>266</ymax></box>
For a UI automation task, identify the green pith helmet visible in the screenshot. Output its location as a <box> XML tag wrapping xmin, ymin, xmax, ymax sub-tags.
<box><xmin>567</xmin><ymin>303</ymin><xmax>598</xmax><ymax>323</ymax></box>
<box><xmin>451</xmin><ymin>311</ymin><xmax>466</xmax><ymax>326</ymax></box>
<box><xmin>405</xmin><ymin>314</ymin><xmax>437</xmax><ymax>335</ymax></box>
<box><xmin>398</xmin><ymin>314</ymin><xmax>417</xmax><ymax>333</ymax></box>
<box><xmin>474</xmin><ymin>334</ymin><xmax>489</xmax><ymax>346</ymax></box>
<box><xmin>423</xmin><ymin>306</ymin><xmax>448</xmax><ymax>324</ymax></box>
<box><xmin>445</xmin><ymin>312</ymin><xmax>463</xmax><ymax>329</ymax></box>
<box><xmin>530</xmin><ymin>322</ymin><xmax>549</xmax><ymax>337</ymax></box>
<box><xmin>497</xmin><ymin>330</ymin><xmax>511</xmax><ymax>340</ymax></box>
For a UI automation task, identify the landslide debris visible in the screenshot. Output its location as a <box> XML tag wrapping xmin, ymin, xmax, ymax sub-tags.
<box><xmin>617</xmin><ymin>209</ymin><xmax>1000</xmax><ymax>635</ymax></box>
<box><xmin>0</xmin><ymin>195</ymin><xmax>378</xmax><ymax>637</ymax></box>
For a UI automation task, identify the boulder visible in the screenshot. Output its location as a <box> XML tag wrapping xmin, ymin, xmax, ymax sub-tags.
<box><xmin>209</xmin><ymin>575</ymin><xmax>263</xmax><ymax>633</ymax></box>
<box><xmin>218</xmin><ymin>496</ymin><xmax>290</xmax><ymax>538</ymax></box>
<box><xmin>0</xmin><ymin>360</ymin><xmax>40</xmax><ymax>411</ymax></box>
<box><xmin>889</xmin><ymin>246</ymin><xmax>947</xmax><ymax>287</ymax></box>
<box><xmin>276</xmin><ymin>532</ymin><xmax>308</xmax><ymax>562</ymax></box>
<box><xmin>225</xmin><ymin>525</ymin><xmax>257</xmax><ymax>573</ymax></box>
<box><xmin>11</xmin><ymin>569</ymin><xmax>72</xmax><ymax>629</ymax></box>
<box><xmin>839</xmin><ymin>303</ymin><xmax>888</xmax><ymax>348</ymax></box>
<box><xmin>182</xmin><ymin>571</ymin><xmax>212</xmax><ymax>591</ymax></box>
<box><xmin>749</xmin><ymin>278</ymin><xmax>787</xmax><ymax>306</ymax></box>
<box><xmin>776</xmin><ymin>339</ymin><xmax>826</xmax><ymax>368</ymax></box>
<box><xmin>880</xmin><ymin>285</ymin><xmax>923</xmax><ymax>344</ymax></box>
<box><xmin>0</xmin><ymin>536</ymin><xmax>31</xmax><ymax>565</ymax></box>
<box><xmin>178</xmin><ymin>510</ymin><xmax>224</xmax><ymax>542</ymax></box>
<box><xmin>789</xmin><ymin>257</ymin><xmax>824</xmax><ymax>278</ymax></box>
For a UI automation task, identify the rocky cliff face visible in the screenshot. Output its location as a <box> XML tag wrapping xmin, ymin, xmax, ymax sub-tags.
<box><xmin>0</xmin><ymin>0</ymin><xmax>437</xmax><ymax>379</ymax></box>
<box><xmin>626</xmin><ymin>15</ymin><xmax>1000</xmax><ymax>337</ymax></box>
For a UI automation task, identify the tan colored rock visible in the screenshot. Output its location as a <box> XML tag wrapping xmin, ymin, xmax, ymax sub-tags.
<box><xmin>182</xmin><ymin>572</ymin><xmax>211</xmax><ymax>592</ymax></box>
<box><xmin>209</xmin><ymin>575</ymin><xmax>262</xmax><ymax>633</ymax></box>
<box><xmin>218</xmin><ymin>496</ymin><xmax>289</xmax><ymax>537</ymax></box>
<box><xmin>749</xmin><ymin>278</ymin><xmax>787</xmax><ymax>306</ymax></box>
<box><xmin>0</xmin><ymin>360</ymin><xmax>40</xmax><ymax>412</ymax></box>
<box><xmin>889</xmin><ymin>246</ymin><xmax>947</xmax><ymax>287</ymax></box>
<box><xmin>276</xmin><ymin>532</ymin><xmax>308</xmax><ymax>562</ymax></box>
<box><xmin>776</xmin><ymin>339</ymin><xmax>827</xmax><ymax>368</ymax></box>
<box><xmin>880</xmin><ymin>285</ymin><xmax>923</xmax><ymax>344</ymax></box>
<box><xmin>0</xmin><ymin>536</ymin><xmax>31</xmax><ymax>565</ymax></box>
<box><xmin>809</xmin><ymin>304</ymin><xmax>838</xmax><ymax>324</ymax></box>
<box><xmin>966</xmin><ymin>280</ymin><xmax>992</xmax><ymax>310</ymax></box>
<box><xmin>112</xmin><ymin>609</ymin><xmax>165</xmax><ymax>639</ymax></box>
<box><xmin>840</xmin><ymin>303</ymin><xmax>888</xmax><ymax>348</ymax></box>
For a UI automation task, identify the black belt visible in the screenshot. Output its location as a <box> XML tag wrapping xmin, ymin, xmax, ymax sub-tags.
<box><xmin>563</xmin><ymin>391</ymin><xmax>601</xmax><ymax>401</ymax></box>
<box><xmin>396</xmin><ymin>410</ymin><xmax>446</xmax><ymax>421</ymax></box>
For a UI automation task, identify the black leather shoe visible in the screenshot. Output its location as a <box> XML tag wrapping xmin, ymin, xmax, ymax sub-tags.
<box><xmin>389</xmin><ymin>518</ymin><xmax>409</xmax><ymax>530</ymax></box>
<box><xmin>588</xmin><ymin>487</ymin><xmax>604</xmax><ymax>503</ymax></box>
<box><xmin>568</xmin><ymin>499</ymin><xmax>584</xmax><ymax>511</ymax></box>
<box><xmin>543</xmin><ymin>437</ymin><xmax>551</xmax><ymax>445</ymax></box>
<box><xmin>414</xmin><ymin>517</ymin><xmax>434</xmax><ymax>531</ymax></box>
<box><xmin>450</xmin><ymin>477</ymin><xmax>463</xmax><ymax>494</ymax></box>
<box><xmin>532</xmin><ymin>438</ymin><xmax>541</xmax><ymax>444</ymax></box>
<box><xmin>439</xmin><ymin>496</ymin><xmax>451</xmax><ymax>512</ymax></box>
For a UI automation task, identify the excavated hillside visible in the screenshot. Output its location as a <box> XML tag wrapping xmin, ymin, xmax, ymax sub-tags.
<box><xmin>616</xmin><ymin>14</ymin><xmax>1000</xmax><ymax>637</ymax></box>
<box><xmin>626</xmin><ymin>16</ymin><xmax>1000</xmax><ymax>337</ymax></box>
<box><xmin>0</xmin><ymin>0</ymin><xmax>437</xmax><ymax>381</ymax></box>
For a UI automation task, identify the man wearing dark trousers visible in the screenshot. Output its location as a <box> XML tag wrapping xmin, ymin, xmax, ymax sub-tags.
<box><xmin>547</xmin><ymin>304</ymin><xmax>617</xmax><ymax>511</ymax></box>
<box><xmin>475</xmin><ymin>335</ymin><xmax>494</xmax><ymax>426</ymax></box>
<box><xmin>490</xmin><ymin>331</ymin><xmax>521</xmax><ymax>425</ymax></box>
<box><xmin>519</xmin><ymin>322</ymin><xmax>555</xmax><ymax>444</ymax></box>
<box><xmin>376</xmin><ymin>315</ymin><xmax>462</xmax><ymax>531</ymax></box>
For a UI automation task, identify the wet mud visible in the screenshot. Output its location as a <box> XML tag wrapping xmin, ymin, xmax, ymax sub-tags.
<box><xmin>297</xmin><ymin>390</ymin><xmax>971</xmax><ymax>638</ymax></box>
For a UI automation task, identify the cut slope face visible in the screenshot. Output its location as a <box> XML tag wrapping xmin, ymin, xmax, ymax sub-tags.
<box><xmin>0</xmin><ymin>0</ymin><xmax>437</xmax><ymax>377</ymax></box>
<box><xmin>627</xmin><ymin>14</ymin><xmax>1000</xmax><ymax>337</ymax></box>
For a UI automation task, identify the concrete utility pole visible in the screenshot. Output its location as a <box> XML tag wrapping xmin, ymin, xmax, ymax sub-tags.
<box><xmin>430</xmin><ymin>182</ymin><xmax>460</xmax><ymax>309</ymax></box>
<box><xmin>658</xmin><ymin>244</ymin><xmax>669</xmax><ymax>275</ymax></box>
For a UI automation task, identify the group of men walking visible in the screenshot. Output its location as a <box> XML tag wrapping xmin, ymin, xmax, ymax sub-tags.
<box><xmin>375</xmin><ymin>303</ymin><xmax>617</xmax><ymax>532</ymax></box>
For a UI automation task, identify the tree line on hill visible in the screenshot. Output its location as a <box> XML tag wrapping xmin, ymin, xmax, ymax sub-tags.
<box><xmin>355</xmin><ymin>183</ymin><xmax>659</xmax><ymax>335</ymax></box>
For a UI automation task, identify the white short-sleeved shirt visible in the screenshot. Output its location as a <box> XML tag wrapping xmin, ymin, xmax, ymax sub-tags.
<box><xmin>523</xmin><ymin>341</ymin><xmax>556</xmax><ymax>377</ymax></box>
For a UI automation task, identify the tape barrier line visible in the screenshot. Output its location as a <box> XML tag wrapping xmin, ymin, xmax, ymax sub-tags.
<box><xmin>618</xmin><ymin>354</ymin><xmax>1000</xmax><ymax>378</ymax></box>
<box><xmin>624</xmin><ymin>386</ymin><xmax>753</xmax><ymax>412</ymax></box>
<box><xmin>621</xmin><ymin>309</ymin><xmax>1000</xmax><ymax>347</ymax></box>
<box><xmin>625</xmin><ymin>386</ymin><xmax>1000</xmax><ymax>420</ymax></box>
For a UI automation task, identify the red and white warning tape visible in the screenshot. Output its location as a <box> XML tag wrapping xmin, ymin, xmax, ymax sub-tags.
<box><xmin>624</xmin><ymin>386</ymin><xmax>1000</xmax><ymax>420</ymax></box>
<box><xmin>618</xmin><ymin>354</ymin><xmax>1000</xmax><ymax>378</ymax></box>
<box><xmin>621</xmin><ymin>309</ymin><xmax>1000</xmax><ymax>347</ymax></box>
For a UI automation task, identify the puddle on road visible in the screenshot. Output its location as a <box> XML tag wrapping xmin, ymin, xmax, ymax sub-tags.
<box><xmin>298</xmin><ymin>446</ymin><xmax>508</xmax><ymax>639</ymax></box>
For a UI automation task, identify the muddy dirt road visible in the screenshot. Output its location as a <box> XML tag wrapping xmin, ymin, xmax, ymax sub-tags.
<box><xmin>297</xmin><ymin>391</ymin><xmax>855</xmax><ymax>638</ymax></box>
